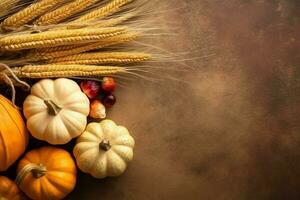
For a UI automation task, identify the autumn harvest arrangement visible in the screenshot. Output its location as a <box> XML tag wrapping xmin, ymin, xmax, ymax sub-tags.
<box><xmin>0</xmin><ymin>0</ymin><xmax>160</xmax><ymax>199</ymax></box>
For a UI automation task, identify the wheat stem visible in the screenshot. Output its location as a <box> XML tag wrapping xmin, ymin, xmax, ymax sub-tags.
<box><xmin>95</xmin><ymin>12</ymin><xmax>136</xmax><ymax>28</ymax></box>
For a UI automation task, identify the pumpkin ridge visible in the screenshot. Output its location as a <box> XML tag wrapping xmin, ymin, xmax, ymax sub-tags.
<box><xmin>33</xmin><ymin>80</ymin><xmax>53</xmax><ymax>99</ymax></box>
<box><xmin>110</xmin><ymin>150</ymin><xmax>127</xmax><ymax>165</ymax></box>
<box><xmin>83</xmin><ymin>130</ymin><xmax>102</xmax><ymax>142</ymax></box>
<box><xmin>106</xmin><ymin>151</ymin><xmax>126</xmax><ymax>176</ymax></box>
<box><xmin>111</xmin><ymin>146</ymin><xmax>133</xmax><ymax>163</ymax></box>
<box><xmin>112</xmin><ymin>145</ymin><xmax>133</xmax><ymax>153</ymax></box>
<box><xmin>90</xmin><ymin>154</ymin><xmax>107</xmax><ymax>177</ymax></box>
<box><xmin>46</xmin><ymin>172</ymin><xmax>76</xmax><ymax>193</ymax></box>
<box><xmin>82</xmin><ymin>149</ymin><xmax>104</xmax><ymax>173</ymax></box>
<box><xmin>40</xmin><ymin>147</ymin><xmax>54</xmax><ymax>165</ymax></box>
<box><xmin>111</xmin><ymin>135</ymin><xmax>135</xmax><ymax>147</ymax></box>
<box><xmin>0</xmin><ymin>130</ymin><xmax>8</xmax><ymax>170</ymax></box>
<box><xmin>74</xmin><ymin>142</ymin><xmax>98</xmax><ymax>155</ymax></box>
<box><xmin>23</xmin><ymin>95</ymin><xmax>48</xmax><ymax>118</ymax></box>
<box><xmin>42</xmin><ymin>174</ymin><xmax>73</xmax><ymax>200</ymax></box>
<box><xmin>40</xmin><ymin>177</ymin><xmax>52</xmax><ymax>200</ymax></box>
<box><xmin>53</xmin><ymin>79</ymin><xmax>80</xmax><ymax>103</ymax></box>
<box><xmin>0</xmin><ymin>100</ymin><xmax>24</xmax><ymax>143</ymax></box>
<box><xmin>64</xmin><ymin>90</ymin><xmax>82</xmax><ymax>106</ymax></box>
<box><xmin>62</xmin><ymin>108</ymin><xmax>88</xmax><ymax>119</ymax></box>
<box><xmin>0</xmin><ymin>101</ymin><xmax>25</xmax><ymax>170</ymax></box>
<box><xmin>46</xmin><ymin>166</ymin><xmax>76</xmax><ymax>173</ymax></box>
<box><xmin>34</xmin><ymin>176</ymin><xmax>43</xmax><ymax>200</ymax></box>
<box><xmin>59</xmin><ymin>111</ymin><xmax>85</xmax><ymax>138</ymax></box>
<box><xmin>44</xmin><ymin>117</ymin><xmax>68</xmax><ymax>144</ymax></box>
<box><xmin>26</xmin><ymin>112</ymin><xmax>48</xmax><ymax>140</ymax></box>
<box><xmin>78</xmin><ymin>147</ymin><xmax>101</xmax><ymax>169</ymax></box>
<box><xmin>47</xmin><ymin>170</ymin><xmax>76</xmax><ymax>178</ymax></box>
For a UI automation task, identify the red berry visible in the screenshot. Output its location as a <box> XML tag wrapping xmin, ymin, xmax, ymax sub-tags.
<box><xmin>102</xmin><ymin>77</ymin><xmax>116</xmax><ymax>92</ymax></box>
<box><xmin>80</xmin><ymin>80</ymin><xmax>100</xmax><ymax>99</ymax></box>
<box><xmin>103</xmin><ymin>94</ymin><xmax>116</xmax><ymax>107</ymax></box>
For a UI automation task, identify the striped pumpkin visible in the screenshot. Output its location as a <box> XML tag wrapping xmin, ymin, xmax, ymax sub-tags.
<box><xmin>0</xmin><ymin>95</ymin><xmax>28</xmax><ymax>171</ymax></box>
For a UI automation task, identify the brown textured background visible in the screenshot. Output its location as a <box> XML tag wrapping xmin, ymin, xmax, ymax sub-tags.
<box><xmin>1</xmin><ymin>0</ymin><xmax>300</xmax><ymax>199</ymax></box>
<box><xmin>68</xmin><ymin>0</ymin><xmax>299</xmax><ymax>199</ymax></box>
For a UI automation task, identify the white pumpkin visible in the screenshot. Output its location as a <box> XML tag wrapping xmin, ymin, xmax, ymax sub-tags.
<box><xmin>23</xmin><ymin>78</ymin><xmax>90</xmax><ymax>145</ymax></box>
<box><xmin>73</xmin><ymin>119</ymin><xmax>135</xmax><ymax>178</ymax></box>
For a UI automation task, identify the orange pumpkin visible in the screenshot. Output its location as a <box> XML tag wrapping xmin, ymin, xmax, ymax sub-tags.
<box><xmin>16</xmin><ymin>146</ymin><xmax>77</xmax><ymax>200</ymax></box>
<box><xmin>0</xmin><ymin>176</ymin><xmax>28</xmax><ymax>200</ymax></box>
<box><xmin>0</xmin><ymin>95</ymin><xmax>28</xmax><ymax>171</ymax></box>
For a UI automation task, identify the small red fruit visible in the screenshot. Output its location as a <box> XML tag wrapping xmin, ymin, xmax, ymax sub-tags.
<box><xmin>102</xmin><ymin>77</ymin><xmax>116</xmax><ymax>92</ymax></box>
<box><xmin>89</xmin><ymin>100</ymin><xmax>106</xmax><ymax>119</ymax></box>
<box><xmin>103</xmin><ymin>94</ymin><xmax>116</xmax><ymax>107</ymax></box>
<box><xmin>80</xmin><ymin>80</ymin><xmax>100</xmax><ymax>99</ymax></box>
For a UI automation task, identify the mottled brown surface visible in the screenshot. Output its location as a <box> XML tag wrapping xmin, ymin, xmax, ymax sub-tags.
<box><xmin>67</xmin><ymin>1</ymin><xmax>299</xmax><ymax>199</ymax></box>
<box><xmin>1</xmin><ymin>0</ymin><xmax>300</xmax><ymax>199</ymax></box>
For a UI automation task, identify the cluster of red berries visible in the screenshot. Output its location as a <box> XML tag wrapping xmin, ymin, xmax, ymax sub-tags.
<box><xmin>80</xmin><ymin>77</ymin><xmax>116</xmax><ymax>119</ymax></box>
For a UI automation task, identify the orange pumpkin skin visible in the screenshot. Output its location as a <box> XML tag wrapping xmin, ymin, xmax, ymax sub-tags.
<box><xmin>17</xmin><ymin>146</ymin><xmax>77</xmax><ymax>200</ymax></box>
<box><xmin>0</xmin><ymin>95</ymin><xmax>28</xmax><ymax>171</ymax></box>
<box><xmin>0</xmin><ymin>176</ymin><xmax>28</xmax><ymax>200</ymax></box>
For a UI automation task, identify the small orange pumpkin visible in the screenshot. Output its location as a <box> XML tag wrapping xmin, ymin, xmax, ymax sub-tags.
<box><xmin>16</xmin><ymin>146</ymin><xmax>77</xmax><ymax>200</ymax></box>
<box><xmin>0</xmin><ymin>176</ymin><xmax>28</xmax><ymax>200</ymax></box>
<box><xmin>0</xmin><ymin>95</ymin><xmax>28</xmax><ymax>171</ymax></box>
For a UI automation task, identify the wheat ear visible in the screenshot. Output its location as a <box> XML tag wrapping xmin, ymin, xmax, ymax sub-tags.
<box><xmin>1</xmin><ymin>0</ymin><xmax>63</xmax><ymax>31</ymax></box>
<box><xmin>12</xmin><ymin>64</ymin><xmax>125</xmax><ymax>78</ymax></box>
<box><xmin>0</xmin><ymin>27</ymin><xmax>126</xmax><ymax>50</ymax></box>
<box><xmin>0</xmin><ymin>0</ymin><xmax>19</xmax><ymax>18</ymax></box>
<box><xmin>27</xmin><ymin>31</ymin><xmax>140</xmax><ymax>61</ymax></box>
<box><xmin>48</xmin><ymin>52</ymin><xmax>152</xmax><ymax>65</ymax></box>
<box><xmin>74</xmin><ymin>0</ymin><xmax>134</xmax><ymax>22</ymax></box>
<box><xmin>36</xmin><ymin>0</ymin><xmax>100</xmax><ymax>25</ymax></box>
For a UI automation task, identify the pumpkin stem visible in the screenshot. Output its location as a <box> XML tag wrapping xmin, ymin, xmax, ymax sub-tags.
<box><xmin>31</xmin><ymin>164</ymin><xmax>47</xmax><ymax>178</ymax></box>
<box><xmin>44</xmin><ymin>99</ymin><xmax>62</xmax><ymax>115</ymax></box>
<box><xmin>15</xmin><ymin>163</ymin><xmax>47</xmax><ymax>186</ymax></box>
<box><xmin>100</xmin><ymin>139</ymin><xmax>111</xmax><ymax>151</ymax></box>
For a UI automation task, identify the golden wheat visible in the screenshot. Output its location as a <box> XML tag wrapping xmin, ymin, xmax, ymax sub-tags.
<box><xmin>27</xmin><ymin>31</ymin><xmax>140</xmax><ymax>61</ymax></box>
<box><xmin>1</xmin><ymin>0</ymin><xmax>63</xmax><ymax>30</ymax></box>
<box><xmin>36</xmin><ymin>0</ymin><xmax>100</xmax><ymax>25</ymax></box>
<box><xmin>0</xmin><ymin>0</ymin><xmax>19</xmax><ymax>18</ymax></box>
<box><xmin>0</xmin><ymin>27</ymin><xmax>126</xmax><ymax>50</ymax></box>
<box><xmin>48</xmin><ymin>52</ymin><xmax>151</xmax><ymax>65</ymax></box>
<box><xmin>12</xmin><ymin>64</ymin><xmax>125</xmax><ymax>78</ymax></box>
<box><xmin>74</xmin><ymin>0</ymin><xmax>134</xmax><ymax>22</ymax></box>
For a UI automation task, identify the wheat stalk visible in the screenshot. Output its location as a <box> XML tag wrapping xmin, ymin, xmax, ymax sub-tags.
<box><xmin>36</xmin><ymin>0</ymin><xmax>100</xmax><ymax>25</ymax></box>
<box><xmin>0</xmin><ymin>27</ymin><xmax>126</xmax><ymax>50</ymax></box>
<box><xmin>48</xmin><ymin>52</ymin><xmax>151</xmax><ymax>65</ymax></box>
<box><xmin>27</xmin><ymin>31</ymin><xmax>140</xmax><ymax>61</ymax></box>
<box><xmin>11</xmin><ymin>64</ymin><xmax>125</xmax><ymax>78</ymax></box>
<box><xmin>94</xmin><ymin>12</ymin><xmax>136</xmax><ymax>28</ymax></box>
<box><xmin>1</xmin><ymin>0</ymin><xmax>64</xmax><ymax>31</ymax></box>
<box><xmin>74</xmin><ymin>0</ymin><xmax>134</xmax><ymax>22</ymax></box>
<box><xmin>51</xmin><ymin>11</ymin><xmax>136</xmax><ymax>32</ymax></box>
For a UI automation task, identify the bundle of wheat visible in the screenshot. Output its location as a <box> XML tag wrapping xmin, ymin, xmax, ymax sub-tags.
<box><xmin>0</xmin><ymin>0</ymin><xmax>155</xmax><ymax>104</ymax></box>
